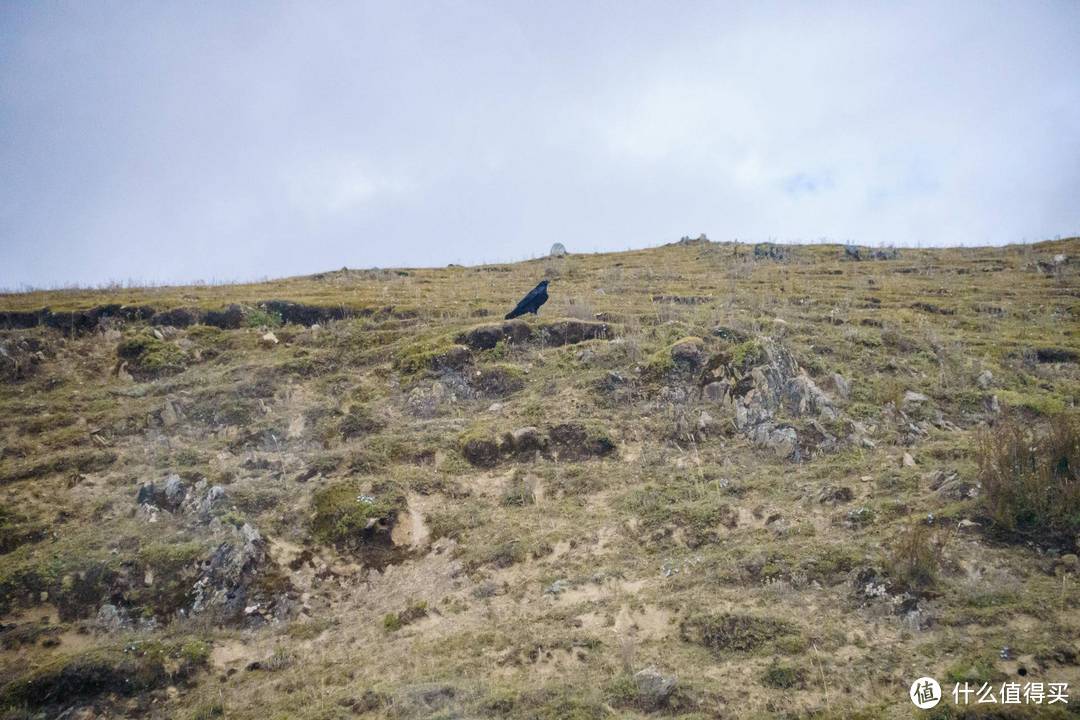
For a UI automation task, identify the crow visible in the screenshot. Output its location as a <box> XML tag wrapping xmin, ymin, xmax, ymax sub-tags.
<box><xmin>505</xmin><ymin>280</ymin><xmax>549</xmax><ymax>320</ymax></box>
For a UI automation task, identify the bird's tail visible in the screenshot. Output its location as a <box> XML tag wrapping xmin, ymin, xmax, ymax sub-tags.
<box><xmin>504</xmin><ymin>310</ymin><xmax>521</xmax><ymax>320</ymax></box>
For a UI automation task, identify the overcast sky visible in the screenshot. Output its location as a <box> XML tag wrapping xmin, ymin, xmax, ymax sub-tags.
<box><xmin>2</xmin><ymin>1</ymin><xmax>1079</xmax><ymax>288</ymax></box>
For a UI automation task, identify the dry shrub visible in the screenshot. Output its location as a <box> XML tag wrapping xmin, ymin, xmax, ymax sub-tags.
<box><xmin>887</xmin><ymin>523</ymin><xmax>951</xmax><ymax>592</ymax></box>
<box><xmin>978</xmin><ymin>412</ymin><xmax>1080</xmax><ymax>546</ymax></box>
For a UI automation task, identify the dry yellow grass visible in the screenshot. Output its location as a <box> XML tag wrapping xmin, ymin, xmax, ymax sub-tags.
<box><xmin>0</xmin><ymin>237</ymin><xmax>1078</xmax><ymax>719</ymax></box>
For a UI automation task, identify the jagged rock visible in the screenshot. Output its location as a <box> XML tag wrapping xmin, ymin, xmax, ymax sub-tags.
<box><xmin>831</xmin><ymin>373</ymin><xmax>851</xmax><ymax>400</ymax></box>
<box><xmin>819</xmin><ymin>485</ymin><xmax>854</xmax><ymax>504</ymax></box>
<box><xmin>669</xmin><ymin>337</ymin><xmax>705</xmax><ymax>374</ymax></box>
<box><xmin>785</xmin><ymin>375</ymin><xmax>837</xmax><ymax>419</ymax></box>
<box><xmin>753</xmin><ymin>243</ymin><xmax>787</xmax><ymax>261</ymax></box>
<box><xmin>549</xmin><ymin>242</ymin><xmax>568</xmax><ymax>257</ymax></box>
<box><xmin>702</xmin><ymin>381</ymin><xmax>729</xmax><ymax>403</ymax></box>
<box><xmin>544</xmin><ymin>579</ymin><xmax>570</xmax><ymax>595</ymax></box>
<box><xmin>697</xmin><ymin>410</ymin><xmax>715</xmax><ymax>433</ymax></box>
<box><xmin>405</xmin><ymin>386</ymin><xmax>439</xmax><ymax>418</ymax></box>
<box><xmin>190</xmin><ymin>522</ymin><xmax>286</xmax><ymax>625</ymax></box>
<box><xmin>702</xmin><ymin>337</ymin><xmax>839</xmax><ymax>460</ymax></box>
<box><xmin>0</xmin><ymin>337</ymin><xmax>48</xmax><ymax>382</ymax></box>
<box><xmin>633</xmin><ymin>666</ymin><xmax>678</xmax><ymax>708</ymax></box>
<box><xmin>752</xmin><ymin>424</ymin><xmax>798</xmax><ymax>459</ymax></box>
<box><xmin>843</xmin><ymin>245</ymin><xmax>900</xmax><ymax>261</ymax></box>
<box><xmin>161</xmin><ymin>399</ymin><xmax>180</xmax><ymax>427</ymax></box>
<box><xmin>96</xmin><ymin>604</ymin><xmax>129</xmax><ymax>632</ymax></box>
<box><xmin>937</xmin><ymin>477</ymin><xmax>978</xmax><ymax>500</ymax></box>
<box><xmin>927</xmin><ymin>470</ymin><xmax>957</xmax><ymax>490</ymax></box>
<box><xmin>163</xmin><ymin>474</ymin><xmax>188</xmax><ymax>509</ymax></box>
<box><xmin>136</xmin><ymin>482</ymin><xmax>157</xmax><ymax>506</ymax></box>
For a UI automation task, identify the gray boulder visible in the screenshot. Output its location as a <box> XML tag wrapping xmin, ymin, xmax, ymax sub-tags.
<box><xmin>634</xmin><ymin>666</ymin><xmax>677</xmax><ymax>708</ymax></box>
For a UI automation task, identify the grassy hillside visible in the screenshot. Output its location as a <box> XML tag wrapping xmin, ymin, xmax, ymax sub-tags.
<box><xmin>1</xmin><ymin>238</ymin><xmax>1078</xmax><ymax>719</ymax></box>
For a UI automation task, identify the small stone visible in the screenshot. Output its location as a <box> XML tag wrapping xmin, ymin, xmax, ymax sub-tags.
<box><xmin>152</xmin><ymin>328</ymin><xmax>164</xmax><ymax>340</ymax></box>
<box><xmin>831</xmin><ymin>373</ymin><xmax>851</xmax><ymax>400</ymax></box>
<box><xmin>161</xmin><ymin>399</ymin><xmax>179</xmax><ymax>427</ymax></box>
<box><xmin>976</xmin><ymin>370</ymin><xmax>993</xmax><ymax>390</ymax></box>
<box><xmin>957</xmin><ymin>519</ymin><xmax>980</xmax><ymax>532</ymax></box>
<box><xmin>902</xmin><ymin>452</ymin><xmax>916</xmax><ymax>468</ymax></box>
<box><xmin>544</xmin><ymin>579</ymin><xmax>570</xmax><ymax>595</ymax></box>
<box><xmin>903</xmin><ymin>391</ymin><xmax>929</xmax><ymax>405</ymax></box>
<box><xmin>697</xmin><ymin>411</ymin><xmax>714</xmax><ymax>432</ymax></box>
<box><xmin>1059</xmin><ymin>554</ymin><xmax>1079</xmax><ymax>573</ymax></box>
<box><xmin>819</xmin><ymin>485</ymin><xmax>854</xmax><ymax>504</ymax></box>
<box><xmin>261</xmin><ymin>331</ymin><xmax>279</xmax><ymax>346</ymax></box>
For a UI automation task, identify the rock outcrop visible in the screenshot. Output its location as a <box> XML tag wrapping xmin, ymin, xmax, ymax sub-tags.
<box><xmin>700</xmin><ymin>337</ymin><xmax>844</xmax><ymax>460</ymax></box>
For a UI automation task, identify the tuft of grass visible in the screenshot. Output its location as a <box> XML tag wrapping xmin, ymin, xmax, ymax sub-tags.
<box><xmin>978</xmin><ymin>412</ymin><xmax>1080</xmax><ymax>545</ymax></box>
<box><xmin>310</xmin><ymin>481</ymin><xmax>406</xmax><ymax>547</ymax></box>
<box><xmin>383</xmin><ymin>600</ymin><xmax>428</xmax><ymax>632</ymax></box>
<box><xmin>116</xmin><ymin>333</ymin><xmax>188</xmax><ymax>377</ymax></box>
<box><xmin>761</xmin><ymin>662</ymin><xmax>807</xmax><ymax>689</ymax></box>
<box><xmin>679</xmin><ymin>612</ymin><xmax>801</xmax><ymax>655</ymax></box>
<box><xmin>885</xmin><ymin>523</ymin><xmax>950</xmax><ymax>592</ymax></box>
<box><xmin>244</xmin><ymin>307</ymin><xmax>283</xmax><ymax>328</ymax></box>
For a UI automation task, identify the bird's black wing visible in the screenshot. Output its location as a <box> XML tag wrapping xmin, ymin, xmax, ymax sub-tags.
<box><xmin>505</xmin><ymin>283</ymin><xmax>546</xmax><ymax>319</ymax></box>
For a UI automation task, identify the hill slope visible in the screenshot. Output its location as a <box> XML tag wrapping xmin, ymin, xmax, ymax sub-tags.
<box><xmin>1</xmin><ymin>238</ymin><xmax>1078</xmax><ymax>719</ymax></box>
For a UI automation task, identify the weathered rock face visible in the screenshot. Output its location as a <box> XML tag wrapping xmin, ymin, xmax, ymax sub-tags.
<box><xmin>669</xmin><ymin>337</ymin><xmax>705</xmax><ymax>375</ymax></box>
<box><xmin>633</xmin><ymin>666</ymin><xmax>678</xmax><ymax>709</ymax></box>
<box><xmin>700</xmin><ymin>338</ymin><xmax>841</xmax><ymax>460</ymax></box>
<box><xmin>190</xmin><ymin>523</ymin><xmax>290</xmax><ymax>626</ymax></box>
<box><xmin>843</xmin><ymin>245</ymin><xmax>900</xmax><ymax>261</ymax></box>
<box><xmin>135</xmin><ymin>473</ymin><xmax>189</xmax><ymax>512</ymax></box>
<box><xmin>753</xmin><ymin>243</ymin><xmax>788</xmax><ymax>261</ymax></box>
<box><xmin>0</xmin><ymin>336</ymin><xmax>48</xmax><ymax>382</ymax></box>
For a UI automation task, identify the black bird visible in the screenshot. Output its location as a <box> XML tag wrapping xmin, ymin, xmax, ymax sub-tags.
<box><xmin>505</xmin><ymin>280</ymin><xmax>549</xmax><ymax>320</ymax></box>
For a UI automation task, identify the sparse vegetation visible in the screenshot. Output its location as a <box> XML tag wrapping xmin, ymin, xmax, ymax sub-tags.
<box><xmin>1</xmin><ymin>237</ymin><xmax>1078</xmax><ymax>718</ymax></box>
<box><xmin>978</xmin><ymin>412</ymin><xmax>1080</xmax><ymax>546</ymax></box>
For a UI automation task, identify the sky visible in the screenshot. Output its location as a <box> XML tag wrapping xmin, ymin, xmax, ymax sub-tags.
<box><xmin>2</xmin><ymin>1</ymin><xmax>1079</xmax><ymax>289</ymax></box>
